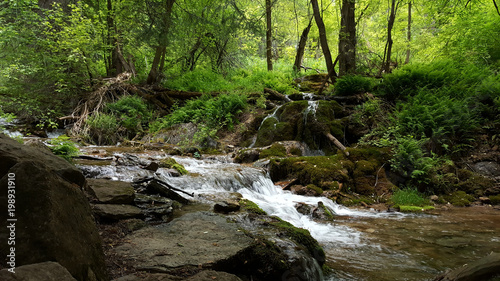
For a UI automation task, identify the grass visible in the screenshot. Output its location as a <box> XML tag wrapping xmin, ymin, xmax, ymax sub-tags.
<box><xmin>390</xmin><ymin>187</ymin><xmax>432</xmax><ymax>209</ymax></box>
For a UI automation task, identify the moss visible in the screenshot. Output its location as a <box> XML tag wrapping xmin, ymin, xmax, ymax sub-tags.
<box><xmin>444</xmin><ymin>191</ymin><xmax>475</xmax><ymax>206</ymax></box>
<box><xmin>289</xmin><ymin>147</ymin><xmax>302</xmax><ymax>156</ymax></box>
<box><xmin>340</xmin><ymin>196</ymin><xmax>376</xmax><ymax>206</ymax></box>
<box><xmin>239</xmin><ymin>199</ymin><xmax>267</xmax><ymax>215</ymax></box>
<box><xmin>259</xmin><ymin>143</ymin><xmax>287</xmax><ymax>159</ymax></box>
<box><xmin>306</xmin><ymin>184</ymin><xmax>323</xmax><ymax>195</ymax></box>
<box><xmin>269</xmin><ymin>217</ymin><xmax>325</xmax><ymax>265</ymax></box>
<box><xmin>398</xmin><ymin>205</ymin><xmax>435</xmax><ymax>212</ymax></box>
<box><xmin>318</xmin><ymin>202</ymin><xmax>335</xmax><ymax>220</ymax></box>
<box><xmin>490</xmin><ymin>195</ymin><xmax>500</xmax><ymax>205</ymax></box>
<box><xmin>160</xmin><ymin>157</ymin><xmax>188</xmax><ymax>175</ymax></box>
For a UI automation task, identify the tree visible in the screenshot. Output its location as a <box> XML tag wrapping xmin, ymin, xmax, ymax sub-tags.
<box><xmin>338</xmin><ymin>0</ymin><xmax>356</xmax><ymax>75</ymax></box>
<box><xmin>405</xmin><ymin>1</ymin><xmax>412</xmax><ymax>64</ymax></box>
<box><xmin>311</xmin><ymin>0</ymin><xmax>337</xmax><ymax>80</ymax></box>
<box><xmin>266</xmin><ymin>0</ymin><xmax>273</xmax><ymax>71</ymax></box>
<box><xmin>380</xmin><ymin>0</ymin><xmax>402</xmax><ymax>74</ymax></box>
<box><xmin>293</xmin><ymin>18</ymin><xmax>313</xmax><ymax>71</ymax></box>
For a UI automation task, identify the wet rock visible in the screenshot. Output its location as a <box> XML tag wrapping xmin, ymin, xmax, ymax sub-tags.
<box><xmin>86</xmin><ymin>178</ymin><xmax>135</xmax><ymax>204</ymax></box>
<box><xmin>0</xmin><ymin>134</ymin><xmax>107</xmax><ymax>281</ymax></box>
<box><xmin>186</xmin><ymin>270</ymin><xmax>243</xmax><ymax>281</ymax></box>
<box><xmin>479</xmin><ymin>196</ymin><xmax>491</xmax><ymax>204</ymax></box>
<box><xmin>430</xmin><ymin>195</ymin><xmax>439</xmax><ymax>201</ymax></box>
<box><xmin>115</xmin><ymin>153</ymin><xmax>148</xmax><ymax>166</ymax></box>
<box><xmin>146</xmin><ymin>181</ymin><xmax>191</xmax><ymax>204</ymax></box>
<box><xmin>142</xmin><ymin>161</ymin><xmax>159</xmax><ymax>172</ymax></box>
<box><xmin>234</xmin><ymin>148</ymin><xmax>260</xmax><ymax>163</ymax></box>
<box><xmin>0</xmin><ymin>262</ymin><xmax>77</xmax><ymax>281</ymax></box>
<box><xmin>113</xmin><ymin>212</ymin><xmax>254</xmax><ymax>272</ymax></box>
<box><xmin>92</xmin><ymin>204</ymin><xmax>143</xmax><ymax>220</ymax></box>
<box><xmin>312</xmin><ymin>201</ymin><xmax>335</xmax><ymax>221</ymax></box>
<box><xmin>23</xmin><ymin>138</ymin><xmax>52</xmax><ymax>153</ymax></box>
<box><xmin>134</xmin><ymin>194</ymin><xmax>174</xmax><ymax>221</ymax></box>
<box><xmin>433</xmin><ymin>252</ymin><xmax>500</xmax><ymax>281</ymax></box>
<box><xmin>472</xmin><ymin>161</ymin><xmax>500</xmax><ymax>177</ymax></box>
<box><xmin>295</xmin><ymin>202</ymin><xmax>313</xmax><ymax>215</ymax></box>
<box><xmin>214</xmin><ymin>200</ymin><xmax>240</xmax><ymax>213</ymax></box>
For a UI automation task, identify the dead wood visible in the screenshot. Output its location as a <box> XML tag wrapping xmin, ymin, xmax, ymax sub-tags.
<box><xmin>325</xmin><ymin>132</ymin><xmax>349</xmax><ymax>157</ymax></box>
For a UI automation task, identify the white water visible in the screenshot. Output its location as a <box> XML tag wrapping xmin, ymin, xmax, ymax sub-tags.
<box><xmin>163</xmin><ymin>157</ymin><xmax>405</xmax><ymax>246</ymax></box>
<box><xmin>0</xmin><ymin>116</ymin><xmax>23</xmax><ymax>138</ymax></box>
<box><xmin>249</xmin><ymin>105</ymin><xmax>283</xmax><ymax>148</ymax></box>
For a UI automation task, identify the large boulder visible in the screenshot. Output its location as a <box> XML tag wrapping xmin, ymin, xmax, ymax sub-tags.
<box><xmin>113</xmin><ymin>212</ymin><xmax>254</xmax><ymax>272</ymax></box>
<box><xmin>86</xmin><ymin>178</ymin><xmax>135</xmax><ymax>204</ymax></box>
<box><xmin>0</xmin><ymin>261</ymin><xmax>77</xmax><ymax>281</ymax></box>
<box><xmin>0</xmin><ymin>134</ymin><xmax>108</xmax><ymax>281</ymax></box>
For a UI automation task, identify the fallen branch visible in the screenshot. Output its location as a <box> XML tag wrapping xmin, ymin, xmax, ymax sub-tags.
<box><xmin>325</xmin><ymin>132</ymin><xmax>349</xmax><ymax>156</ymax></box>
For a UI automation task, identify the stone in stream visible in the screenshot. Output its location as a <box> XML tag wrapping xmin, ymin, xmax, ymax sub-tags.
<box><xmin>92</xmin><ymin>204</ymin><xmax>143</xmax><ymax>220</ymax></box>
<box><xmin>0</xmin><ymin>133</ymin><xmax>108</xmax><ymax>281</ymax></box>
<box><xmin>213</xmin><ymin>200</ymin><xmax>240</xmax><ymax>213</ymax></box>
<box><xmin>86</xmin><ymin>178</ymin><xmax>135</xmax><ymax>204</ymax></box>
<box><xmin>0</xmin><ymin>262</ymin><xmax>77</xmax><ymax>281</ymax></box>
<box><xmin>433</xmin><ymin>252</ymin><xmax>500</xmax><ymax>281</ymax></box>
<box><xmin>134</xmin><ymin>193</ymin><xmax>174</xmax><ymax>221</ymax></box>
<box><xmin>113</xmin><ymin>212</ymin><xmax>254</xmax><ymax>272</ymax></box>
<box><xmin>112</xmin><ymin>270</ymin><xmax>242</xmax><ymax>281</ymax></box>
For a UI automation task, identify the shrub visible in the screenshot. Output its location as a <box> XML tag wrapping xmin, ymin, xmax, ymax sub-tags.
<box><xmin>334</xmin><ymin>75</ymin><xmax>373</xmax><ymax>96</ymax></box>
<box><xmin>48</xmin><ymin>135</ymin><xmax>79</xmax><ymax>162</ymax></box>
<box><xmin>85</xmin><ymin>113</ymin><xmax>120</xmax><ymax>145</ymax></box>
<box><xmin>106</xmin><ymin>95</ymin><xmax>152</xmax><ymax>131</ymax></box>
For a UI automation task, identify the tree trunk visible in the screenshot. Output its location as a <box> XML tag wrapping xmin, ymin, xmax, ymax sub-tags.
<box><xmin>381</xmin><ymin>0</ymin><xmax>398</xmax><ymax>74</ymax></box>
<box><xmin>325</xmin><ymin>132</ymin><xmax>349</xmax><ymax>156</ymax></box>
<box><xmin>146</xmin><ymin>0</ymin><xmax>175</xmax><ymax>84</ymax></box>
<box><xmin>293</xmin><ymin>18</ymin><xmax>313</xmax><ymax>72</ymax></box>
<box><xmin>338</xmin><ymin>0</ymin><xmax>356</xmax><ymax>76</ymax></box>
<box><xmin>311</xmin><ymin>0</ymin><xmax>337</xmax><ymax>81</ymax></box>
<box><xmin>405</xmin><ymin>1</ymin><xmax>412</xmax><ymax>64</ymax></box>
<box><xmin>266</xmin><ymin>0</ymin><xmax>273</xmax><ymax>71</ymax></box>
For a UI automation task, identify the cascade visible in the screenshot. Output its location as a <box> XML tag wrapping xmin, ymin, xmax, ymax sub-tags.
<box><xmin>249</xmin><ymin>105</ymin><xmax>283</xmax><ymax>148</ymax></box>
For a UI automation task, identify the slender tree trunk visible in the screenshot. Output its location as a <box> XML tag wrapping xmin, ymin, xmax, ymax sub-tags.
<box><xmin>405</xmin><ymin>1</ymin><xmax>411</xmax><ymax>64</ymax></box>
<box><xmin>338</xmin><ymin>0</ymin><xmax>356</xmax><ymax>76</ymax></box>
<box><xmin>311</xmin><ymin>0</ymin><xmax>337</xmax><ymax>81</ymax></box>
<box><xmin>381</xmin><ymin>0</ymin><xmax>398</xmax><ymax>74</ymax></box>
<box><xmin>266</xmin><ymin>0</ymin><xmax>273</xmax><ymax>71</ymax></box>
<box><xmin>293</xmin><ymin>18</ymin><xmax>313</xmax><ymax>72</ymax></box>
<box><xmin>146</xmin><ymin>0</ymin><xmax>175</xmax><ymax>84</ymax></box>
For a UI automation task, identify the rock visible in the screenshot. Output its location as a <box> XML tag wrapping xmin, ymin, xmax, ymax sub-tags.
<box><xmin>433</xmin><ymin>252</ymin><xmax>500</xmax><ymax>281</ymax></box>
<box><xmin>112</xmin><ymin>273</ymin><xmax>182</xmax><ymax>281</ymax></box>
<box><xmin>0</xmin><ymin>134</ymin><xmax>107</xmax><ymax>281</ymax></box>
<box><xmin>86</xmin><ymin>178</ymin><xmax>135</xmax><ymax>204</ymax></box>
<box><xmin>23</xmin><ymin>138</ymin><xmax>52</xmax><ymax>153</ymax></box>
<box><xmin>113</xmin><ymin>212</ymin><xmax>254</xmax><ymax>272</ymax></box>
<box><xmin>312</xmin><ymin>201</ymin><xmax>335</xmax><ymax>220</ymax></box>
<box><xmin>479</xmin><ymin>196</ymin><xmax>491</xmax><ymax>204</ymax></box>
<box><xmin>92</xmin><ymin>204</ymin><xmax>143</xmax><ymax>220</ymax></box>
<box><xmin>115</xmin><ymin>153</ymin><xmax>148</xmax><ymax>166</ymax></box>
<box><xmin>142</xmin><ymin>161</ymin><xmax>159</xmax><ymax>172</ymax></box>
<box><xmin>472</xmin><ymin>161</ymin><xmax>500</xmax><ymax>177</ymax></box>
<box><xmin>430</xmin><ymin>195</ymin><xmax>439</xmax><ymax>201</ymax></box>
<box><xmin>147</xmin><ymin>181</ymin><xmax>191</xmax><ymax>204</ymax></box>
<box><xmin>234</xmin><ymin>148</ymin><xmax>260</xmax><ymax>163</ymax></box>
<box><xmin>214</xmin><ymin>200</ymin><xmax>240</xmax><ymax>213</ymax></box>
<box><xmin>295</xmin><ymin>202</ymin><xmax>313</xmax><ymax>215</ymax></box>
<box><xmin>186</xmin><ymin>270</ymin><xmax>243</xmax><ymax>281</ymax></box>
<box><xmin>134</xmin><ymin>194</ymin><xmax>174</xmax><ymax>221</ymax></box>
<box><xmin>0</xmin><ymin>262</ymin><xmax>77</xmax><ymax>281</ymax></box>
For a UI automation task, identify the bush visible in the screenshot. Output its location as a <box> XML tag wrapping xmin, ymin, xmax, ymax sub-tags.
<box><xmin>48</xmin><ymin>135</ymin><xmax>79</xmax><ymax>162</ymax></box>
<box><xmin>85</xmin><ymin>113</ymin><xmax>120</xmax><ymax>145</ymax></box>
<box><xmin>106</xmin><ymin>95</ymin><xmax>152</xmax><ymax>132</ymax></box>
<box><xmin>333</xmin><ymin>75</ymin><xmax>373</xmax><ymax>96</ymax></box>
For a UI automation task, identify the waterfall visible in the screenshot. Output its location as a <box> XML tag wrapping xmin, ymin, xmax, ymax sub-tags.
<box><xmin>249</xmin><ymin>105</ymin><xmax>283</xmax><ymax>148</ymax></box>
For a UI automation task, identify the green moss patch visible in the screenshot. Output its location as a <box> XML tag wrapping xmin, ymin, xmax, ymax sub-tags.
<box><xmin>259</xmin><ymin>143</ymin><xmax>287</xmax><ymax>159</ymax></box>
<box><xmin>398</xmin><ymin>205</ymin><xmax>435</xmax><ymax>212</ymax></box>
<box><xmin>239</xmin><ymin>199</ymin><xmax>267</xmax><ymax>215</ymax></box>
<box><xmin>160</xmin><ymin>157</ymin><xmax>188</xmax><ymax>175</ymax></box>
<box><xmin>444</xmin><ymin>191</ymin><xmax>475</xmax><ymax>206</ymax></box>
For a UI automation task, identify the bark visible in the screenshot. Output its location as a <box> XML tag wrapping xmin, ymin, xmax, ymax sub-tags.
<box><xmin>338</xmin><ymin>0</ymin><xmax>356</xmax><ymax>76</ymax></box>
<box><xmin>405</xmin><ymin>1</ymin><xmax>412</xmax><ymax>64</ymax></box>
<box><xmin>146</xmin><ymin>0</ymin><xmax>175</xmax><ymax>85</ymax></box>
<box><xmin>293</xmin><ymin>18</ymin><xmax>313</xmax><ymax>72</ymax></box>
<box><xmin>266</xmin><ymin>0</ymin><xmax>273</xmax><ymax>71</ymax></box>
<box><xmin>311</xmin><ymin>0</ymin><xmax>337</xmax><ymax>81</ymax></box>
<box><xmin>325</xmin><ymin>132</ymin><xmax>349</xmax><ymax>156</ymax></box>
<box><xmin>381</xmin><ymin>0</ymin><xmax>398</xmax><ymax>74</ymax></box>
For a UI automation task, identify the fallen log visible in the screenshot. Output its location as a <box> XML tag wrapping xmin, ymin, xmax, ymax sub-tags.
<box><xmin>325</xmin><ymin>132</ymin><xmax>349</xmax><ymax>157</ymax></box>
<box><xmin>264</xmin><ymin>88</ymin><xmax>289</xmax><ymax>102</ymax></box>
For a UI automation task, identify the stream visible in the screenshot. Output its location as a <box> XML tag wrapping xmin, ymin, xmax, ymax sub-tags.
<box><xmin>75</xmin><ymin>147</ymin><xmax>500</xmax><ymax>281</ymax></box>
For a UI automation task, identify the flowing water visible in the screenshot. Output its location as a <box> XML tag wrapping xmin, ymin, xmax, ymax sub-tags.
<box><xmin>76</xmin><ymin>149</ymin><xmax>500</xmax><ymax>280</ymax></box>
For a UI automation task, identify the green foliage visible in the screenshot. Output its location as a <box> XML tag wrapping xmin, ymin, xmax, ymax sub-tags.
<box><xmin>85</xmin><ymin>113</ymin><xmax>120</xmax><ymax>145</ymax></box>
<box><xmin>259</xmin><ymin>143</ymin><xmax>287</xmax><ymax>159</ymax></box>
<box><xmin>398</xmin><ymin>205</ymin><xmax>435</xmax><ymax>212</ymax></box>
<box><xmin>106</xmin><ymin>96</ymin><xmax>152</xmax><ymax>131</ymax></box>
<box><xmin>390</xmin><ymin>187</ymin><xmax>431</xmax><ymax>207</ymax></box>
<box><xmin>444</xmin><ymin>191</ymin><xmax>475</xmax><ymax>207</ymax></box>
<box><xmin>333</xmin><ymin>75</ymin><xmax>373</xmax><ymax>96</ymax></box>
<box><xmin>48</xmin><ymin>135</ymin><xmax>79</xmax><ymax>162</ymax></box>
<box><xmin>151</xmin><ymin>93</ymin><xmax>247</xmax><ymax>142</ymax></box>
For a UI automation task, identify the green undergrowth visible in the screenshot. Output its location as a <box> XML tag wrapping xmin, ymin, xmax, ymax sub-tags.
<box><xmin>398</xmin><ymin>205</ymin><xmax>435</xmax><ymax>212</ymax></box>
<box><xmin>48</xmin><ymin>135</ymin><xmax>79</xmax><ymax>162</ymax></box>
<box><xmin>390</xmin><ymin>187</ymin><xmax>434</xmax><ymax>212</ymax></box>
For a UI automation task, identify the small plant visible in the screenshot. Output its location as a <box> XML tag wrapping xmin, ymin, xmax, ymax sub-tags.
<box><xmin>333</xmin><ymin>75</ymin><xmax>373</xmax><ymax>96</ymax></box>
<box><xmin>48</xmin><ymin>135</ymin><xmax>79</xmax><ymax>162</ymax></box>
<box><xmin>390</xmin><ymin>187</ymin><xmax>431</xmax><ymax>208</ymax></box>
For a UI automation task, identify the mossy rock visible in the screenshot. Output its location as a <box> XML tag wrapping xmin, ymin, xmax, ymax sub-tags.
<box><xmin>259</xmin><ymin>143</ymin><xmax>287</xmax><ymax>159</ymax></box>
<box><xmin>239</xmin><ymin>199</ymin><xmax>267</xmax><ymax>215</ymax></box>
<box><xmin>306</xmin><ymin>184</ymin><xmax>323</xmax><ymax>196</ymax></box>
<box><xmin>159</xmin><ymin>157</ymin><xmax>188</xmax><ymax>175</ymax></box>
<box><xmin>269</xmin><ymin>216</ymin><xmax>325</xmax><ymax>265</ymax></box>
<box><xmin>444</xmin><ymin>191</ymin><xmax>475</xmax><ymax>206</ymax></box>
